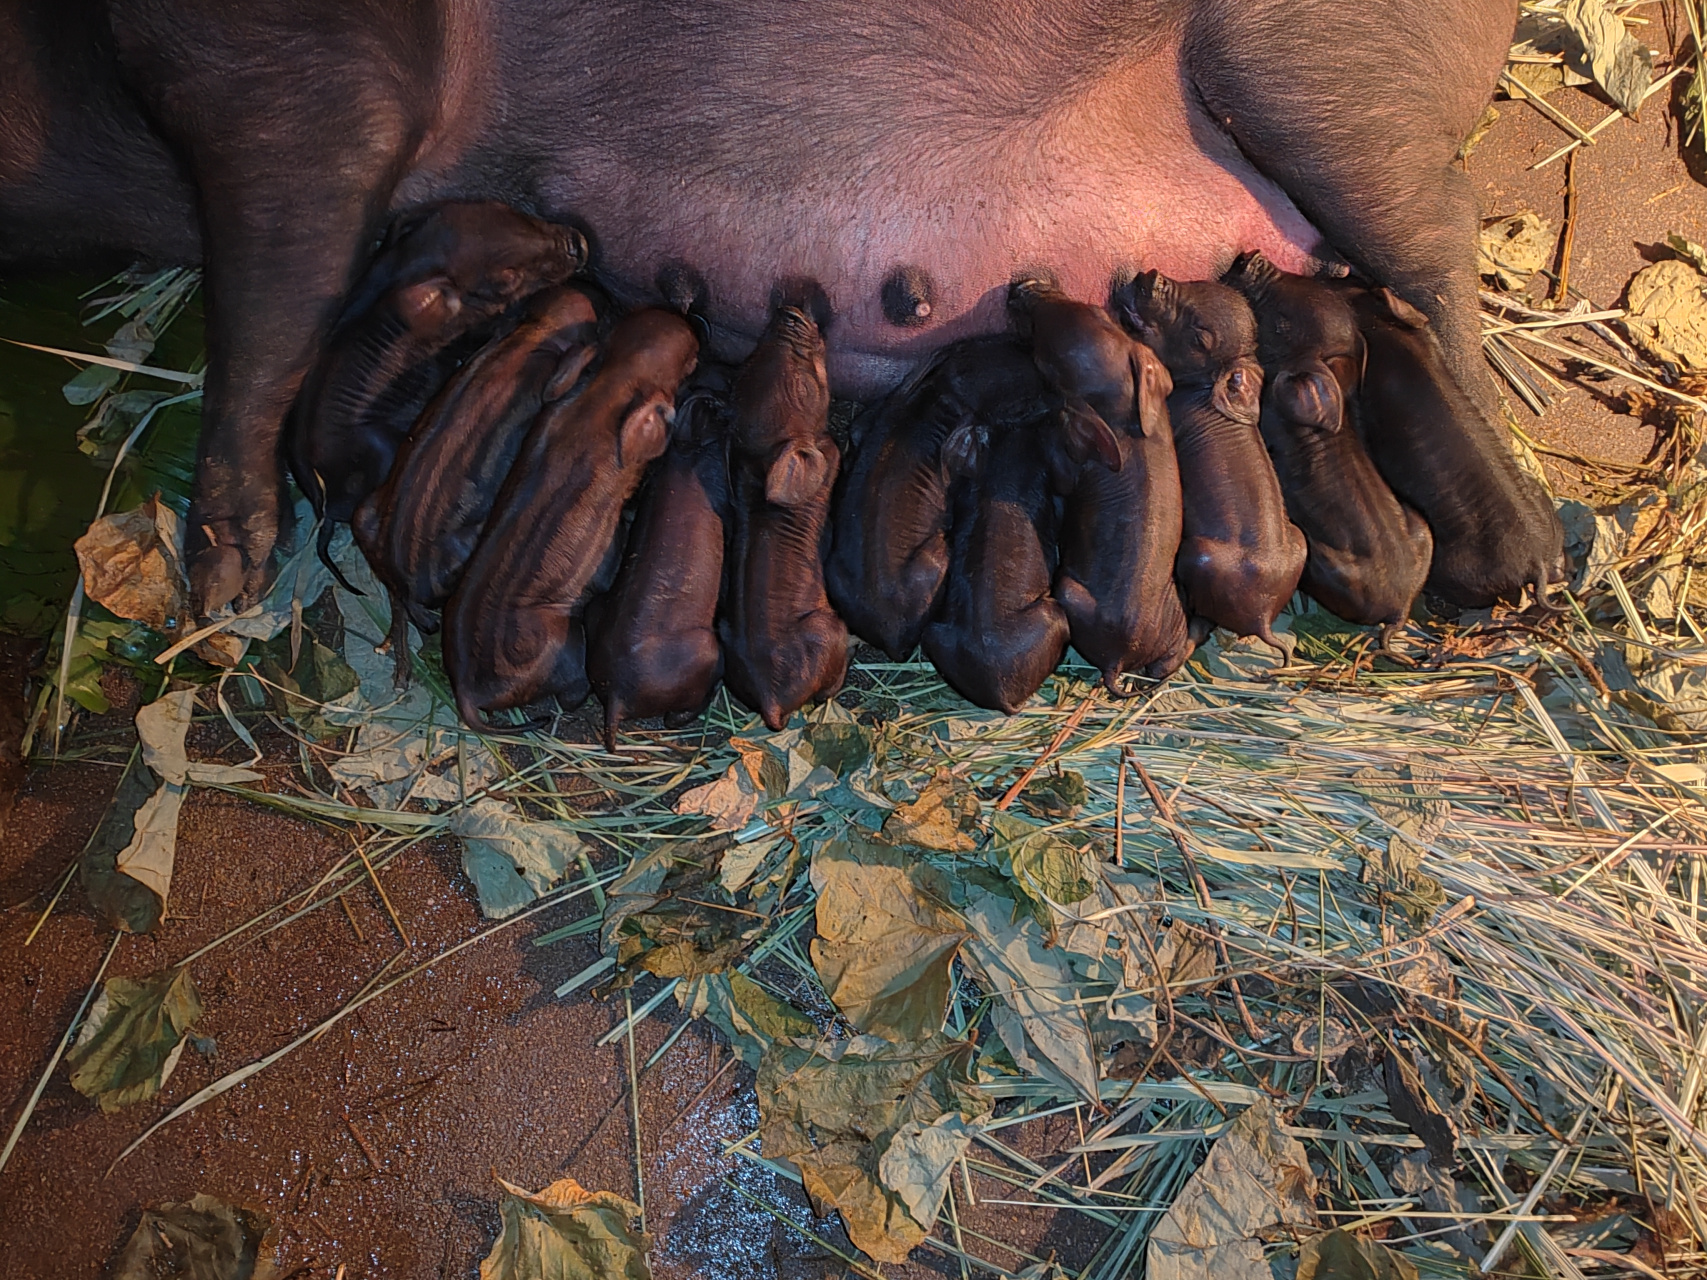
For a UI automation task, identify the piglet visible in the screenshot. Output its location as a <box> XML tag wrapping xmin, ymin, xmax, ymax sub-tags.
<box><xmin>291</xmin><ymin>202</ymin><xmax>586</xmax><ymax>565</ymax></box>
<box><xmin>827</xmin><ymin>336</ymin><xmax>1054</xmax><ymax>658</ymax></box>
<box><xmin>1009</xmin><ymin>281</ymin><xmax>1193</xmax><ymax>691</ymax></box>
<box><xmin>1118</xmin><ymin>271</ymin><xmax>1305</xmax><ymax>649</ymax></box>
<box><xmin>353</xmin><ymin>282</ymin><xmax>602</xmax><ymax>631</ymax></box>
<box><xmin>444</xmin><ymin>308</ymin><xmax>698</xmax><ymax>730</ymax></box>
<box><xmin>720</xmin><ymin>301</ymin><xmax>848</xmax><ymax>731</ymax></box>
<box><xmin>1225</xmin><ymin>252</ymin><xmax>1431</xmax><ymax>638</ymax></box>
<box><xmin>1347</xmin><ymin>285</ymin><xmax>1567</xmax><ymax>608</ymax></box>
<box><xmin>921</xmin><ymin>416</ymin><xmax>1070</xmax><ymax>713</ymax></box>
<box><xmin>585</xmin><ymin>388</ymin><xmax>730</xmax><ymax>747</ymax></box>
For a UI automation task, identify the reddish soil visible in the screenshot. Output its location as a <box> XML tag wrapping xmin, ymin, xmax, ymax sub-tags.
<box><xmin>5</xmin><ymin>16</ymin><xmax>1707</xmax><ymax>1276</ymax></box>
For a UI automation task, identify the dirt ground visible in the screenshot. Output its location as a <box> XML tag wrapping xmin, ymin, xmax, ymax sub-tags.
<box><xmin>4</xmin><ymin>24</ymin><xmax>1707</xmax><ymax>1280</ymax></box>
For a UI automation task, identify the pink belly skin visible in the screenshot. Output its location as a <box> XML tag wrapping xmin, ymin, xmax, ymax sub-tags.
<box><xmin>533</xmin><ymin>49</ymin><xmax>1323</xmax><ymax>397</ymax></box>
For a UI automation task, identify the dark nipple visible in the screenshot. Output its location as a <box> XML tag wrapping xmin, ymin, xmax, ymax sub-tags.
<box><xmin>880</xmin><ymin>266</ymin><xmax>936</xmax><ymax>328</ymax></box>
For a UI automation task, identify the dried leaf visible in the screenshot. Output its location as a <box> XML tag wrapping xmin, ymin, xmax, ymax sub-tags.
<box><xmin>74</xmin><ymin>495</ymin><xmax>188</xmax><ymax>632</ymax></box>
<box><xmin>876</xmin><ymin>1112</ymin><xmax>973</xmax><ymax>1235</ymax></box>
<box><xmin>1146</xmin><ymin>1100</ymin><xmax>1317</xmax><ymax>1280</ymax></box>
<box><xmin>960</xmin><ymin>886</ymin><xmax>1100</xmax><ymax>1101</ymax></box>
<box><xmin>480</xmin><ymin>1176</ymin><xmax>652</xmax><ymax>1280</ymax></box>
<box><xmin>1477</xmin><ymin>212</ymin><xmax>1554</xmax><ymax>291</ymax></box>
<box><xmin>599</xmin><ymin>835</ymin><xmax>781</xmax><ymax>981</ymax></box>
<box><xmin>1296</xmin><ymin>1229</ymin><xmax>1419</xmax><ymax>1280</ymax></box>
<box><xmin>110</xmin><ymin>1192</ymin><xmax>278</xmax><ymax>1280</ymax></box>
<box><xmin>1352</xmin><ymin>763</ymin><xmax>1448</xmax><ymax>843</ymax></box>
<box><xmin>66</xmin><ymin>966</ymin><xmax>202</xmax><ymax>1112</ymax></box>
<box><xmin>680</xmin><ymin>970</ymin><xmax>816</xmax><ymax>1069</ymax></box>
<box><xmin>673</xmin><ymin>763</ymin><xmax>760</xmax><ymax>832</ymax></box>
<box><xmin>1624</xmin><ymin>259</ymin><xmax>1707</xmax><ymax>370</ymax></box>
<box><xmin>882</xmin><ymin>768</ymin><xmax>980</xmax><ymax>851</ymax></box>
<box><xmin>809</xmin><ymin>836</ymin><xmax>970</xmax><ymax>1042</ymax></box>
<box><xmin>81</xmin><ymin>747</ymin><xmax>168</xmax><ymax>934</ymax></box>
<box><xmin>451</xmin><ymin>800</ymin><xmax>584</xmax><ymax>919</ymax></box>
<box><xmin>757</xmin><ymin>1033</ymin><xmax>988</xmax><ymax>1263</ymax></box>
<box><xmin>1560</xmin><ymin>0</ymin><xmax>1652</xmax><ymax>117</ymax></box>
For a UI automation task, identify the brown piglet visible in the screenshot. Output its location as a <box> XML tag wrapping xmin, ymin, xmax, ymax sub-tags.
<box><xmin>354</xmin><ymin>283</ymin><xmax>601</xmax><ymax>632</ymax></box>
<box><xmin>1347</xmin><ymin>284</ymin><xmax>1567</xmax><ymax>608</ymax></box>
<box><xmin>289</xmin><ymin>202</ymin><xmax>586</xmax><ymax>574</ymax></box>
<box><xmin>585</xmin><ymin>390</ymin><xmax>730</xmax><ymax>748</ymax></box>
<box><xmin>1118</xmin><ymin>271</ymin><xmax>1305</xmax><ymax>649</ymax></box>
<box><xmin>443</xmin><ymin>308</ymin><xmax>698</xmax><ymax>730</ymax></box>
<box><xmin>920</xmin><ymin>415</ymin><xmax>1070</xmax><ymax>713</ymax></box>
<box><xmin>719</xmin><ymin>301</ymin><xmax>849</xmax><ymax>731</ymax></box>
<box><xmin>1009</xmin><ymin>281</ymin><xmax>1193</xmax><ymax>691</ymax></box>
<box><xmin>1225</xmin><ymin>252</ymin><xmax>1431</xmax><ymax>639</ymax></box>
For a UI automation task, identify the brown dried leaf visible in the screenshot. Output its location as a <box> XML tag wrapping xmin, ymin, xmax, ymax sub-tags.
<box><xmin>74</xmin><ymin>495</ymin><xmax>188</xmax><ymax>632</ymax></box>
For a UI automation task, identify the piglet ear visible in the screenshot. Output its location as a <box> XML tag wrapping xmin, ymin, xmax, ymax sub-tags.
<box><xmin>1378</xmin><ymin>288</ymin><xmax>1430</xmax><ymax>329</ymax></box>
<box><xmin>1213</xmin><ymin>356</ymin><xmax>1263</xmax><ymax>426</ymax></box>
<box><xmin>617</xmin><ymin>392</ymin><xmax>673</xmax><ymax>469</ymax></box>
<box><xmin>940</xmin><ymin>421</ymin><xmax>989</xmax><ymax>483</ymax></box>
<box><xmin>543</xmin><ymin>343</ymin><xmax>596</xmax><ymax>401</ymax></box>
<box><xmin>1061</xmin><ymin>398</ymin><xmax>1124</xmax><ymax>471</ymax></box>
<box><xmin>1131</xmin><ymin>346</ymin><xmax>1174</xmax><ymax>439</ymax></box>
<box><xmin>396</xmin><ymin>276</ymin><xmax>458</xmax><ymax>327</ymax></box>
<box><xmin>1274</xmin><ymin>363</ymin><xmax>1343</xmax><ymax>432</ymax></box>
<box><xmin>766</xmin><ymin>441</ymin><xmax>833</xmax><ymax>506</ymax></box>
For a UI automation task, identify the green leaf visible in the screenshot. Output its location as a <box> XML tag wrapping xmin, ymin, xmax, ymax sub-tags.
<box><xmin>757</xmin><ymin>1033</ymin><xmax>989</xmax><ymax>1263</ymax></box>
<box><xmin>65</xmin><ymin>966</ymin><xmax>202</xmax><ymax>1111</ymax></box>
<box><xmin>809</xmin><ymin>836</ymin><xmax>970</xmax><ymax>1042</ymax></box>
<box><xmin>1018</xmin><ymin>768</ymin><xmax>1088</xmax><ymax>819</ymax></box>
<box><xmin>480</xmin><ymin>1177</ymin><xmax>652</xmax><ymax>1280</ymax></box>
<box><xmin>988</xmin><ymin>810</ymin><xmax>1099</xmax><ymax>910</ymax></box>
<box><xmin>110</xmin><ymin>1193</ymin><xmax>277</xmax><ymax>1280</ymax></box>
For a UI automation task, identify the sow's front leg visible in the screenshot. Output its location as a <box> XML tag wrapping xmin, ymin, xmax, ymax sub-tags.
<box><xmin>109</xmin><ymin>0</ymin><xmax>441</xmax><ymax>612</ymax></box>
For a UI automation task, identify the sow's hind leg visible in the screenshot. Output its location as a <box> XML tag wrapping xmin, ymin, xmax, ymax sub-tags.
<box><xmin>109</xmin><ymin>0</ymin><xmax>440</xmax><ymax>613</ymax></box>
<box><xmin>1184</xmin><ymin>0</ymin><xmax>1514</xmax><ymax>406</ymax></box>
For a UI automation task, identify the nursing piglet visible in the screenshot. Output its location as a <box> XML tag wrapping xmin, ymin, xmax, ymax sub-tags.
<box><xmin>585</xmin><ymin>390</ymin><xmax>730</xmax><ymax>747</ymax></box>
<box><xmin>826</xmin><ymin>336</ymin><xmax>1054</xmax><ymax>658</ymax></box>
<box><xmin>291</xmin><ymin>203</ymin><xmax>586</xmax><ymax>554</ymax></box>
<box><xmin>1347</xmin><ymin>285</ymin><xmax>1567</xmax><ymax>608</ymax></box>
<box><xmin>720</xmin><ymin>302</ymin><xmax>849</xmax><ymax>731</ymax></box>
<box><xmin>1225</xmin><ymin>253</ymin><xmax>1431</xmax><ymax>637</ymax></box>
<box><xmin>444</xmin><ymin>309</ymin><xmax>698</xmax><ymax>730</ymax></box>
<box><xmin>1008</xmin><ymin>282</ymin><xmax>1193</xmax><ymax>691</ymax></box>
<box><xmin>354</xmin><ymin>283</ymin><xmax>602</xmax><ymax>629</ymax></box>
<box><xmin>1118</xmin><ymin>271</ymin><xmax>1305</xmax><ymax>649</ymax></box>
<box><xmin>921</xmin><ymin>417</ymin><xmax>1070</xmax><ymax>713</ymax></box>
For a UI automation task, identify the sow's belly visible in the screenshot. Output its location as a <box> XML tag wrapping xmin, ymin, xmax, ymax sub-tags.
<box><xmin>503</xmin><ymin>45</ymin><xmax>1322</xmax><ymax>396</ymax></box>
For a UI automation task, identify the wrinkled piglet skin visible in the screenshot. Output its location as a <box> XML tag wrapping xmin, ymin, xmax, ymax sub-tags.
<box><xmin>1348</xmin><ymin>285</ymin><xmax>1566</xmax><ymax>608</ymax></box>
<box><xmin>444</xmin><ymin>308</ymin><xmax>698</xmax><ymax>729</ymax></box>
<box><xmin>720</xmin><ymin>303</ymin><xmax>849</xmax><ymax>731</ymax></box>
<box><xmin>353</xmin><ymin>282</ymin><xmax>601</xmax><ymax>630</ymax></box>
<box><xmin>1008</xmin><ymin>284</ymin><xmax>1192</xmax><ymax>690</ymax></box>
<box><xmin>586</xmin><ymin>401</ymin><xmax>730</xmax><ymax>747</ymax></box>
<box><xmin>921</xmin><ymin>420</ymin><xmax>1069</xmax><ymax>714</ymax></box>
<box><xmin>291</xmin><ymin>202</ymin><xmax>587</xmax><ymax>532</ymax></box>
<box><xmin>1227</xmin><ymin>254</ymin><xmax>1432</xmax><ymax>631</ymax></box>
<box><xmin>827</xmin><ymin>335</ymin><xmax>1053</xmax><ymax>658</ymax></box>
<box><xmin>1118</xmin><ymin>271</ymin><xmax>1304</xmax><ymax>648</ymax></box>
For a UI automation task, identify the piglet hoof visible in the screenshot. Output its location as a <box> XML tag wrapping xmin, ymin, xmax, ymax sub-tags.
<box><xmin>189</xmin><ymin>543</ymin><xmax>247</xmax><ymax>616</ymax></box>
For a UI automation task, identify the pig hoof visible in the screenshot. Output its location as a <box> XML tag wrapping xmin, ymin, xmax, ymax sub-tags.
<box><xmin>189</xmin><ymin>544</ymin><xmax>247</xmax><ymax>616</ymax></box>
<box><xmin>880</xmin><ymin>266</ymin><xmax>935</xmax><ymax>327</ymax></box>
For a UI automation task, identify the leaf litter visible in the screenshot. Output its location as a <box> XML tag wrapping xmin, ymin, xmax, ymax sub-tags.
<box><xmin>23</xmin><ymin>257</ymin><xmax>1707</xmax><ymax>1278</ymax></box>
